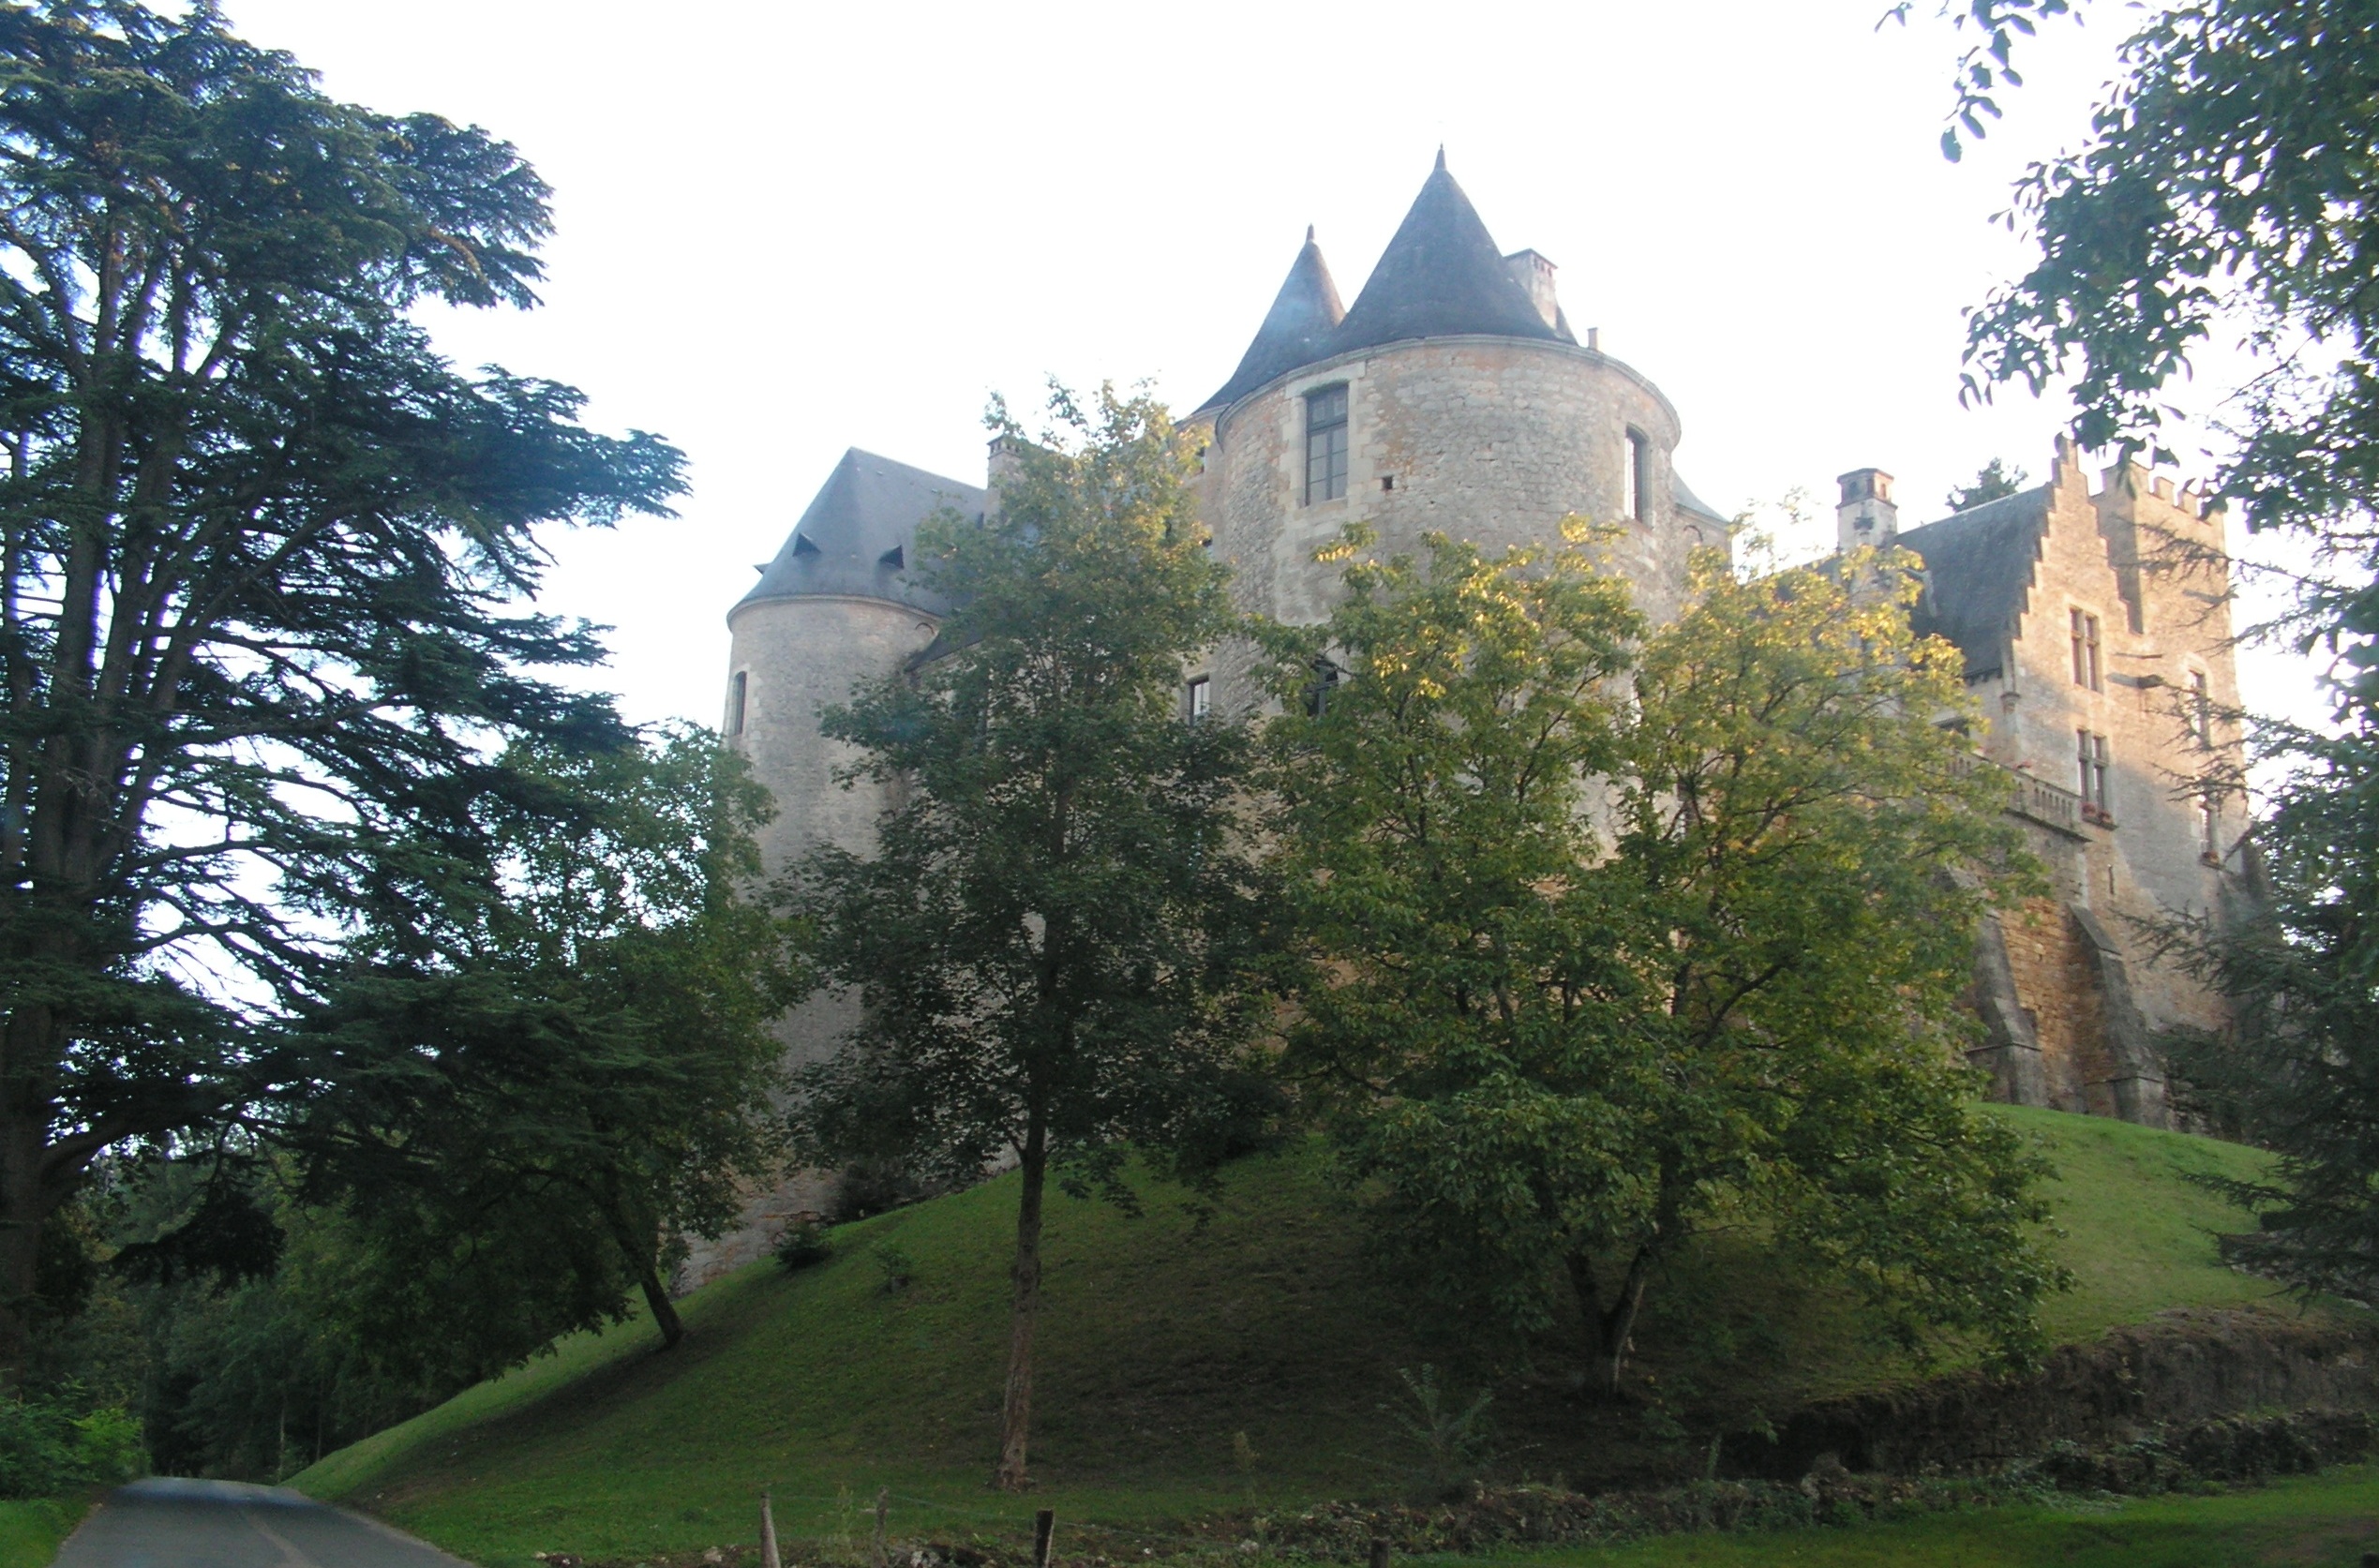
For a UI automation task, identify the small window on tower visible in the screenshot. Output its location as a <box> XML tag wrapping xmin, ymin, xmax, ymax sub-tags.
<box><xmin>2196</xmin><ymin>791</ymin><xmax>2219</xmax><ymax>859</ymax></box>
<box><xmin>726</xmin><ymin>670</ymin><xmax>748</xmax><ymax>739</ymax></box>
<box><xmin>1305</xmin><ymin>385</ymin><xmax>1349</xmax><ymax>503</ymax></box>
<box><xmin>2189</xmin><ymin>668</ymin><xmax>2212</xmax><ymax>747</ymax></box>
<box><xmin>1624</xmin><ymin>429</ymin><xmax>1649</xmax><ymax>521</ymax></box>
<box><xmin>1187</xmin><ymin>676</ymin><xmax>1211</xmax><ymax>722</ymax></box>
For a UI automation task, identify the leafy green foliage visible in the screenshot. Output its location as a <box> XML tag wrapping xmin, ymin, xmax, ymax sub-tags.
<box><xmin>1944</xmin><ymin>458</ymin><xmax>2029</xmax><ymax>513</ymax></box>
<box><xmin>1953</xmin><ymin>0</ymin><xmax>2376</xmax><ymax>543</ymax></box>
<box><xmin>1263</xmin><ymin>530</ymin><xmax>2064</xmax><ymax>1393</ymax></box>
<box><xmin>1884</xmin><ymin>0</ymin><xmax>2079</xmax><ymax>161</ymax></box>
<box><xmin>1386</xmin><ymin>1365</ymin><xmax>1494</xmax><ymax>1501</ymax></box>
<box><xmin>2162</xmin><ymin>717</ymin><xmax>2379</xmax><ymax>1299</ymax></box>
<box><xmin>0</xmin><ymin>1</ymin><xmax>683</xmax><ymax>1372</ymax></box>
<box><xmin>790</xmin><ymin>384</ymin><xmax>1264</xmax><ymax>1487</ymax></box>
<box><xmin>0</xmin><ymin>1394</ymin><xmax>137</xmax><ymax>1498</ymax></box>
<box><xmin>274</xmin><ymin>727</ymin><xmax>796</xmax><ymax>1375</ymax></box>
<box><xmin>773</xmin><ymin>1222</ymin><xmax>832</xmax><ymax>1274</ymax></box>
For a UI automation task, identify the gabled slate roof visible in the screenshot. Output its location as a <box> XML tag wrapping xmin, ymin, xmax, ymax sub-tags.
<box><xmin>737</xmin><ymin>448</ymin><xmax>986</xmax><ymax>618</ymax></box>
<box><xmin>1893</xmin><ymin>488</ymin><xmax>2050</xmax><ymax>682</ymax></box>
<box><xmin>1331</xmin><ymin>153</ymin><xmax>1573</xmax><ymax>357</ymax></box>
<box><xmin>1197</xmin><ymin>226</ymin><xmax>1346</xmax><ymax>415</ymax></box>
<box><xmin>1197</xmin><ymin>154</ymin><xmax>1575</xmax><ymax>417</ymax></box>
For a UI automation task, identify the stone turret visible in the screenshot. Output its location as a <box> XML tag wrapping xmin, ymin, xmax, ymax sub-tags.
<box><xmin>1836</xmin><ymin>467</ymin><xmax>1899</xmax><ymax>552</ymax></box>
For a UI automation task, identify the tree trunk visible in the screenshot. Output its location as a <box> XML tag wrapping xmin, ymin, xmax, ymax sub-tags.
<box><xmin>1595</xmin><ymin>1247</ymin><xmax>1655</xmax><ymax>1399</ymax></box>
<box><xmin>993</xmin><ymin>1104</ymin><xmax>1049</xmax><ymax>1492</ymax></box>
<box><xmin>0</xmin><ymin>1039</ymin><xmax>61</xmax><ymax>1390</ymax></box>
<box><xmin>1564</xmin><ymin>1244</ymin><xmax>1654</xmax><ymax>1401</ymax></box>
<box><xmin>638</xmin><ymin>1260</ymin><xmax>685</xmax><ymax>1348</ymax></box>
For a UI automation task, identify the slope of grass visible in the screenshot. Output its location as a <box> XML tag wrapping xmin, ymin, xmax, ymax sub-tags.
<box><xmin>0</xmin><ymin>1497</ymin><xmax>90</xmax><ymax>1568</ymax></box>
<box><xmin>292</xmin><ymin>1108</ymin><xmax>2305</xmax><ymax>1567</ymax></box>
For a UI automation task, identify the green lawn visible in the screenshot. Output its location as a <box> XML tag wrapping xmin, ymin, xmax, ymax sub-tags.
<box><xmin>0</xmin><ymin>1498</ymin><xmax>88</xmax><ymax>1568</ymax></box>
<box><xmin>292</xmin><ymin>1108</ymin><xmax>2317</xmax><ymax>1568</ymax></box>
<box><xmin>1490</xmin><ymin>1464</ymin><xmax>2379</xmax><ymax>1566</ymax></box>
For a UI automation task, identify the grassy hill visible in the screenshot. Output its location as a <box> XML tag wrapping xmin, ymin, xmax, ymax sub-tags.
<box><xmin>292</xmin><ymin>1108</ymin><xmax>2301</xmax><ymax>1567</ymax></box>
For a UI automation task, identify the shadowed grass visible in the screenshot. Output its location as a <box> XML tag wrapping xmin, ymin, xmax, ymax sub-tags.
<box><xmin>1473</xmin><ymin>1462</ymin><xmax>2379</xmax><ymax>1566</ymax></box>
<box><xmin>0</xmin><ymin>1496</ymin><xmax>89</xmax><ymax>1568</ymax></box>
<box><xmin>292</xmin><ymin>1108</ymin><xmax>2304</xmax><ymax>1567</ymax></box>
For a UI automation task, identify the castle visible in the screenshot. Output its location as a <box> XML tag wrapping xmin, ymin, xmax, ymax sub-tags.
<box><xmin>702</xmin><ymin>157</ymin><xmax>2251</xmax><ymax>1279</ymax></box>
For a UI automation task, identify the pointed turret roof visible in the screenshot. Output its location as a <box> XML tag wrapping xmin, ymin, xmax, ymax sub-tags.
<box><xmin>735</xmin><ymin>448</ymin><xmax>985</xmax><ymax>618</ymax></box>
<box><xmin>1331</xmin><ymin>155</ymin><xmax>1572</xmax><ymax>356</ymax></box>
<box><xmin>1196</xmin><ymin>226</ymin><xmax>1346</xmax><ymax>414</ymax></box>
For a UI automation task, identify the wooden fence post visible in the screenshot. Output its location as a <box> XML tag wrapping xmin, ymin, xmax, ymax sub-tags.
<box><xmin>760</xmin><ymin>1491</ymin><xmax>782</xmax><ymax>1568</ymax></box>
<box><xmin>874</xmin><ymin>1486</ymin><xmax>890</xmax><ymax>1568</ymax></box>
<box><xmin>1369</xmin><ymin>1536</ymin><xmax>1389</xmax><ymax>1568</ymax></box>
<box><xmin>1032</xmin><ymin>1508</ymin><xmax>1055</xmax><ymax>1568</ymax></box>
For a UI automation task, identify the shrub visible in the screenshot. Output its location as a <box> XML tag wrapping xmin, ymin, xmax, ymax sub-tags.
<box><xmin>0</xmin><ymin>1395</ymin><xmax>142</xmax><ymax>1498</ymax></box>
<box><xmin>873</xmin><ymin>1243</ymin><xmax>916</xmax><ymax>1293</ymax></box>
<box><xmin>774</xmin><ymin>1221</ymin><xmax>833</xmax><ymax>1273</ymax></box>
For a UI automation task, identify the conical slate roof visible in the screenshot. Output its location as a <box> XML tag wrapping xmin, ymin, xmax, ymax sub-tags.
<box><xmin>1197</xmin><ymin>227</ymin><xmax>1347</xmax><ymax>414</ymax></box>
<box><xmin>1198</xmin><ymin>155</ymin><xmax>1575</xmax><ymax>417</ymax></box>
<box><xmin>1332</xmin><ymin>153</ymin><xmax>1572</xmax><ymax>357</ymax></box>
<box><xmin>736</xmin><ymin>448</ymin><xmax>986</xmax><ymax>618</ymax></box>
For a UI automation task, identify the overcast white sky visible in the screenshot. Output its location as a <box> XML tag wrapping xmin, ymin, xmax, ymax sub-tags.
<box><xmin>216</xmin><ymin>0</ymin><xmax>2320</xmax><ymax>736</ymax></box>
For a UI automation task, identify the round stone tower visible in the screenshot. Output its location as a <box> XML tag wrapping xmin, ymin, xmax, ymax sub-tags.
<box><xmin>1187</xmin><ymin>155</ymin><xmax>1728</xmax><ymax>706</ymax></box>
<box><xmin>723</xmin><ymin>449</ymin><xmax>983</xmax><ymax>913</ymax></box>
<box><xmin>685</xmin><ymin>451</ymin><xmax>984</xmax><ymax>1289</ymax></box>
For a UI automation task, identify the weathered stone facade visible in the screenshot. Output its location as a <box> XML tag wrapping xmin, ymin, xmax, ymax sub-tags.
<box><xmin>697</xmin><ymin>157</ymin><xmax>2248</xmax><ymax>1281</ymax></box>
<box><xmin>1879</xmin><ymin>440</ymin><xmax>2251</xmax><ymax>1126</ymax></box>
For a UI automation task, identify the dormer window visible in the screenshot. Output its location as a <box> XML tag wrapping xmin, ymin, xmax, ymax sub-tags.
<box><xmin>1623</xmin><ymin>429</ymin><xmax>1648</xmax><ymax>522</ymax></box>
<box><xmin>1305</xmin><ymin>385</ymin><xmax>1349</xmax><ymax>503</ymax></box>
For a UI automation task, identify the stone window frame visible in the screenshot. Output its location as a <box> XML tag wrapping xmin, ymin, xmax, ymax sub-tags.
<box><xmin>726</xmin><ymin>669</ymin><xmax>748</xmax><ymax>739</ymax></box>
<box><xmin>2070</xmin><ymin>607</ymin><xmax>2103</xmax><ymax>692</ymax></box>
<box><xmin>1623</xmin><ymin>427</ymin><xmax>1650</xmax><ymax>522</ymax></box>
<box><xmin>2185</xmin><ymin>665</ymin><xmax>2213</xmax><ymax>748</ymax></box>
<box><xmin>2075</xmin><ymin>726</ymin><xmax>2114</xmax><ymax>821</ymax></box>
<box><xmin>1304</xmin><ymin>383</ymin><xmax>1350</xmax><ymax>504</ymax></box>
<box><xmin>1186</xmin><ymin>675</ymin><xmax>1211</xmax><ymax>723</ymax></box>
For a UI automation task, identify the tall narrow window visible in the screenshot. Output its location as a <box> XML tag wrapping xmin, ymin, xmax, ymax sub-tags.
<box><xmin>2071</xmin><ymin>609</ymin><xmax>2102</xmax><ymax>690</ymax></box>
<box><xmin>1623</xmin><ymin>429</ymin><xmax>1648</xmax><ymax>521</ymax></box>
<box><xmin>1304</xmin><ymin>385</ymin><xmax>1348</xmax><ymax>503</ymax></box>
<box><xmin>2076</xmin><ymin>728</ymin><xmax>2113</xmax><ymax>818</ymax></box>
<box><xmin>726</xmin><ymin>670</ymin><xmax>747</xmax><ymax>738</ymax></box>
<box><xmin>2196</xmin><ymin>791</ymin><xmax>2219</xmax><ymax>858</ymax></box>
<box><xmin>2189</xmin><ymin>668</ymin><xmax>2212</xmax><ymax>747</ymax></box>
<box><xmin>1186</xmin><ymin>676</ymin><xmax>1210</xmax><ymax>722</ymax></box>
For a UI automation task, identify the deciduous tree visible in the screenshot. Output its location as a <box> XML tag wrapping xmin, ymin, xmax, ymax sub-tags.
<box><xmin>790</xmin><ymin>388</ymin><xmax>1263</xmax><ymax>1489</ymax></box>
<box><xmin>281</xmin><ymin>727</ymin><xmax>795</xmax><ymax>1375</ymax></box>
<box><xmin>1263</xmin><ymin>530</ymin><xmax>2063</xmax><ymax>1396</ymax></box>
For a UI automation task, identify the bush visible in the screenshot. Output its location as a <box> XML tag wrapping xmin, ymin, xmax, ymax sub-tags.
<box><xmin>773</xmin><ymin>1221</ymin><xmax>832</xmax><ymax>1273</ymax></box>
<box><xmin>873</xmin><ymin>1243</ymin><xmax>915</xmax><ymax>1293</ymax></box>
<box><xmin>0</xmin><ymin>1396</ymin><xmax>142</xmax><ymax>1498</ymax></box>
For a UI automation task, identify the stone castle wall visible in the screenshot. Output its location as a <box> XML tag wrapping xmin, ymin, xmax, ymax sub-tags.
<box><xmin>1953</xmin><ymin>446</ymin><xmax>2250</xmax><ymax>1123</ymax></box>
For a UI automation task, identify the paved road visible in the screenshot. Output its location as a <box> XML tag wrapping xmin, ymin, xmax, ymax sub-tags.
<box><xmin>53</xmin><ymin>1476</ymin><xmax>471</xmax><ymax>1567</ymax></box>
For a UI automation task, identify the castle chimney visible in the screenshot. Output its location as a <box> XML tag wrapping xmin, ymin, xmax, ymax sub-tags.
<box><xmin>1836</xmin><ymin>468</ymin><xmax>1898</xmax><ymax>553</ymax></box>
<box><xmin>1503</xmin><ymin>249</ymin><xmax>1561</xmax><ymax>332</ymax></box>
